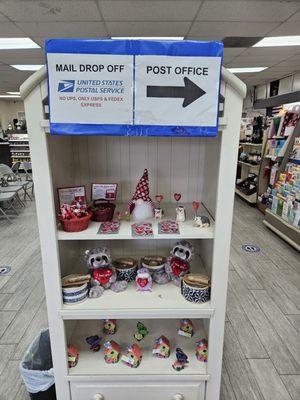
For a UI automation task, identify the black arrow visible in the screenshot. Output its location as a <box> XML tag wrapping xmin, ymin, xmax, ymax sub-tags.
<box><xmin>147</xmin><ymin>77</ymin><xmax>206</xmax><ymax>108</ymax></box>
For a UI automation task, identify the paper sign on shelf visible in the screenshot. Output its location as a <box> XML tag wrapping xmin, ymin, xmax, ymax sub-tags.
<box><xmin>45</xmin><ymin>39</ymin><xmax>223</xmax><ymax>137</ymax></box>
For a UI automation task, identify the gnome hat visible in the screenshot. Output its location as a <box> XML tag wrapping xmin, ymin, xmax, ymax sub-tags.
<box><xmin>128</xmin><ymin>169</ymin><xmax>154</xmax><ymax>212</ymax></box>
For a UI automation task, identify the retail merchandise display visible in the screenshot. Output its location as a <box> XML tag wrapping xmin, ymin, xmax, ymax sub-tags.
<box><xmin>134</xmin><ymin>322</ymin><xmax>149</xmax><ymax>341</ymax></box>
<box><xmin>103</xmin><ymin>319</ymin><xmax>117</xmax><ymax>335</ymax></box>
<box><xmin>22</xmin><ymin>38</ymin><xmax>245</xmax><ymax>400</ymax></box>
<box><xmin>104</xmin><ymin>340</ymin><xmax>121</xmax><ymax>364</ymax></box>
<box><xmin>68</xmin><ymin>346</ymin><xmax>79</xmax><ymax>368</ymax></box>
<box><xmin>152</xmin><ymin>336</ymin><xmax>171</xmax><ymax>358</ymax></box>
<box><xmin>181</xmin><ymin>274</ymin><xmax>211</xmax><ymax>303</ymax></box>
<box><xmin>85</xmin><ymin>335</ymin><xmax>101</xmax><ymax>352</ymax></box>
<box><xmin>178</xmin><ymin>319</ymin><xmax>194</xmax><ymax>338</ymax></box>
<box><xmin>196</xmin><ymin>339</ymin><xmax>208</xmax><ymax>363</ymax></box>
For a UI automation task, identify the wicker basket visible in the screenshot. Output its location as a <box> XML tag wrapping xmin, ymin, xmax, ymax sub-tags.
<box><xmin>91</xmin><ymin>202</ymin><xmax>116</xmax><ymax>222</ymax></box>
<box><xmin>59</xmin><ymin>213</ymin><xmax>92</xmax><ymax>232</ymax></box>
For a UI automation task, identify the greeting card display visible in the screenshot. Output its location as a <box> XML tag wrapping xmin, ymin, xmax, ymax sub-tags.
<box><xmin>98</xmin><ymin>221</ymin><xmax>120</xmax><ymax>234</ymax></box>
<box><xmin>131</xmin><ymin>222</ymin><xmax>154</xmax><ymax>238</ymax></box>
<box><xmin>158</xmin><ymin>220</ymin><xmax>180</xmax><ymax>234</ymax></box>
<box><xmin>92</xmin><ymin>183</ymin><xmax>117</xmax><ymax>201</ymax></box>
<box><xmin>57</xmin><ymin>186</ymin><xmax>87</xmax><ymax>207</ymax></box>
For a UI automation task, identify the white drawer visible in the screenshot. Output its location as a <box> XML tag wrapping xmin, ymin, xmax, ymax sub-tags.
<box><xmin>70</xmin><ymin>382</ymin><xmax>205</xmax><ymax>400</ymax></box>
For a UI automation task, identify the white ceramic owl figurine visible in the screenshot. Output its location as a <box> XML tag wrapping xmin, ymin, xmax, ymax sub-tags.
<box><xmin>176</xmin><ymin>206</ymin><xmax>186</xmax><ymax>222</ymax></box>
<box><xmin>131</xmin><ymin>199</ymin><xmax>153</xmax><ymax>221</ymax></box>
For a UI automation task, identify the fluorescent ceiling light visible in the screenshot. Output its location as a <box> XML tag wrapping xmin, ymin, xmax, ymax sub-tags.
<box><xmin>11</xmin><ymin>64</ymin><xmax>44</xmax><ymax>71</ymax></box>
<box><xmin>0</xmin><ymin>95</ymin><xmax>21</xmax><ymax>98</ymax></box>
<box><xmin>0</xmin><ymin>37</ymin><xmax>40</xmax><ymax>50</ymax></box>
<box><xmin>111</xmin><ymin>37</ymin><xmax>184</xmax><ymax>40</ymax></box>
<box><xmin>254</xmin><ymin>36</ymin><xmax>300</xmax><ymax>47</ymax></box>
<box><xmin>228</xmin><ymin>67</ymin><xmax>267</xmax><ymax>73</ymax></box>
<box><xmin>7</xmin><ymin>91</ymin><xmax>20</xmax><ymax>95</ymax></box>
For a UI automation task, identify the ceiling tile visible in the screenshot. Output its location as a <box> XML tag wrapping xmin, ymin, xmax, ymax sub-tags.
<box><xmin>185</xmin><ymin>35</ymin><xmax>224</xmax><ymax>41</ymax></box>
<box><xmin>0</xmin><ymin>12</ymin><xmax>9</xmax><ymax>22</ymax></box>
<box><xmin>196</xmin><ymin>1</ymin><xmax>300</xmax><ymax>22</ymax></box>
<box><xmin>267</xmin><ymin>21</ymin><xmax>300</xmax><ymax>36</ymax></box>
<box><xmin>190</xmin><ymin>21</ymin><xmax>278</xmax><ymax>37</ymax></box>
<box><xmin>227</xmin><ymin>59</ymin><xmax>277</xmax><ymax>67</ymax></box>
<box><xmin>223</xmin><ymin>47</ymin><xmax>247</xmax><ymax>56</ymax></box>
<box><xmin>242</xmin><ymin>46</ymin><xmax>300</xmax><ymax>56</ymax></box>
<box><xmin>0</xmin><ymin>1</ymin><xmax>102</xmax><ymax>22</ymax></box>
<box><xmin>99</xmin><ymin>1</ymin><xmax>201</xmax><ymax>21</ymax></box>
<box><xmin>0</xmin><ymin>22</ymin><xmax>27</xmax><ymax>37</ymax></box>
<box><xmin>15</xmin><ymin>22</ymin><xmax>108</xmax><ymax>38</ymax></box>
<box><xmin>106</xmin><ymin>21</ymin><xmax>191</xmax><ymax>36</ymax></box>
<box><xmin>287</xmin><ymin>10</ymin><xmax>300</xmax><ymax>21</ymax></box>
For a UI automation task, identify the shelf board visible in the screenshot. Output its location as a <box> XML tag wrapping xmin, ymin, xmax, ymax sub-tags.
<box><xmin>267</xmin><ymin>136</ymin><xmax>288</xmax><ymax>140</ymax></box>
<box><xmin>239</xmin><ymin>142</ymin><xmax>262</xmax><ymax>147</ymax></box>
<box><xmin>57</xmin><ymin>203</ymin><xmax>214</xmax><ymax>241</ymax></box>
<box><xmin>67</xmin><ymin>319</ymin><xmax>209</xmax><ymax>379</ymax></box>
<box><xmin>265</xmin><ymin>209</ymin><xmax>299</xmax><ymax>234</ymax></box>
<box><xmin>60</xmin><ymin>282</ymin><xmax>214</xmax><ymax>320</ymax></box>
<box><xmin>238</xmin><ymin>161</ymin><xmax>260</xmax><ymax>168</ymax></box>
<box><xmin>235</xmin><ymin>188</ymin><xmax>257</xmax><ymax>204</ymax></box>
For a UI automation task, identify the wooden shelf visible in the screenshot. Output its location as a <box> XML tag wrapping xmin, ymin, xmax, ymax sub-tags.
<box><xmin>60</xmin><ymin>282</ymin><xmax>213</xmax><ymax>320</ymax></box>
<box><xmin>239</xmin><ymin>142</ymin><xmax>262</xmax><ymax>147</ymax></box>
<box><xmin>67</xmin><ymin>319</ymin><xmax>209</xmax><ymax>379</ymax></box>
<box><xmin>57</xmin><ymin>203</ymin><xmax>214</xmax><ymax>241</ymax></box>
<box><xmin>235</xmin><ymin>188</ymin><xmax>257</xmax><ymax>204</ymax></box>
<box><xmin>238</xmin><ymin>161</ymin><xmax>260</xmax><ymax>168</ymax></box>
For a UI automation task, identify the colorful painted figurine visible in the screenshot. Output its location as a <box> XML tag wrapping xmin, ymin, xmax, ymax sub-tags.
<box><xmin>135</xmin><ymin>267</ymin><xmax>152</xmax><ymax>291</ymax></box>
<box><xmin>85</xmin><ymin>335</ymin><xmax>101</xmax><ymax>352</ymax></box>
<box><xmin>196</xmin><ymin>338</ymin><xmax>208</xmax><ymax>362</ymax></box>
<box><xmin>86</xmin><ymin>247</ymin><xmax>127</xmax><ymax>298</ymax></box>
<box><xmin>165</xmin><ymin>241</ymin><xmax>194</xmax><ymax>286</ymax></box>
<box><xmin>134</xmin><ymin>321</ymin><xmax>149</xmax><ymax>341</ymax></box>
<box><xmin>121</xmin><ymin>344</ymin><xmax>142</xmax><ymax>368</ymax></box>
<box><xmin>103</xmin><ymin>319</ymin><xmax>117</xmax><ymax>335</ymax></box>
<box><xmin>68</xmin><ymin>345</ymin><xmax>79</xmax><ymax>368</ymax></box>
<box><xmin>193</xmin><ymin>215</ymin><xmax>210</xmax><ymax>228</ymax></box>
<box><xmin>104</xmin><ymin>340</ymin><xmax>121</xmax><ymax>364</ymax></box>
<box><xmin>172</xmin><ymin>347</ymin><xmax>189</xmax><ymax>371</ymax></box>
<box><xmin>152</xmin><ymin>335</ymin><xmax>170</xmax><ymax>358</ymax></box>
<box><xmin>178</xmin><ymin>319</ymin><xmax>194</xmax><ymax>338</ymax></box>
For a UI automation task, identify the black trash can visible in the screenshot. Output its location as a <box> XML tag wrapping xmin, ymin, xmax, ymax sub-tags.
<box><xmin>20</xmin><ymin>329</ymin><xmax>57</xmax><ymax>400</ymax></box>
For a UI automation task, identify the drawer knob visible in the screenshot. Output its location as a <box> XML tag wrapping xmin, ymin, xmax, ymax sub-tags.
<box><xmin>93</xmin><ymin>395</ymin><xmax>104</xmax><ymax>400</ymax></box>
<box><xmin>173</xmin><ymin>395</ymin><xmax>184</xmax><ymax>400</ymax></box>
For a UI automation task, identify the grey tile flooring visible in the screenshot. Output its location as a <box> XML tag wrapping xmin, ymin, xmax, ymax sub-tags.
<box><xmin>0</xmin><ymin>197</ymin><xmax>299</xmax><ymax>399</ymax></box>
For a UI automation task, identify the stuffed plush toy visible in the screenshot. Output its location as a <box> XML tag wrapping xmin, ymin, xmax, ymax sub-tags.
<box><xmin>86</xmin><ymin>247</ymin><xmax>127</xmax><ymax>298</ymax></box>
<box><xmin>165</xmin><ymin>240</ymin><xmax>194</xmax><ymax>286</ymax></box>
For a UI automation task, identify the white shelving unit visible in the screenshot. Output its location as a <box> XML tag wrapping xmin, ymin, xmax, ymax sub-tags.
<box><xmin>21</xmin><ymin>65</ymin><xmax>246</xmax><ymax>400</ymax></box>
<box><xmin>8</xmin><ymin>133</ymin><xmax>31</xmax><ymax>164</ymax></box>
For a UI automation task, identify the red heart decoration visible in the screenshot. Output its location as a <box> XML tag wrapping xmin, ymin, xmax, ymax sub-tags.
<box><xmin>193</xmin><ymin>201</ymin><xmax>200</xmax><ymax>210</ymax></box>
<box><xmin>155</xmin><ymin>195</ymin><xmax>164</xmax><ymax>203</ymax></box>
<box><xmin>174</xmin><ymin>193</ymin><xmax>181</xmax><ymax>202</ymax></box>
<box><xmin>137</xmin><ymin>278</ymin><xmax>148</xmax><ymax>287</ymax></box>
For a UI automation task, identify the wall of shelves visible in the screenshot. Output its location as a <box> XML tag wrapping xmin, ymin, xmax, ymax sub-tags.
<box><xmin>21</xmin><ymin>65</ymin><xmax>246</xmax><ymax>400</ymax></box>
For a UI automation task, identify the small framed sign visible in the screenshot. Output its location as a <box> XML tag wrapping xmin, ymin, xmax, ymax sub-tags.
<box><xmin>92</xmin><ymin>183</ymin><xmax>118</xmax><ymax>201</ymax></box>
<box><xmin>57</xmin><ymin>186</ymin><xmax>87</xmax><ymax>207</ymax></box>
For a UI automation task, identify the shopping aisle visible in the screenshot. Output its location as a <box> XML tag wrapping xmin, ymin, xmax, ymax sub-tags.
<box><xmin>0</xmin><ymin>198</ymin><xmax>299</xmax><ymax>400</ymax></box>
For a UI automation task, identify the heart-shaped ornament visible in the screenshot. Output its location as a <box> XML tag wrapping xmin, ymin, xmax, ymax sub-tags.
<box><xmin>155</xmin><ymin>195</ymin><xmax>164</xmax><ymax>203</ymax></box>
<box><xmin>137</xmin><ymin>278</ymin><xmax>148</xmax><ymax>287</ymax></box>
<box><xmin>193</xmin><ymin>201</ymin><xmax>200</xmax><ymax>210</ymax></box>
<box><xmin>174</xmin><ymin>193</ymin><xmax>181</xmax><ymax>202</ymax></box>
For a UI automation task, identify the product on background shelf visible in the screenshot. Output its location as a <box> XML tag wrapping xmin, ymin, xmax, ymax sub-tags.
<box><xmin>131</xmin><ymin>222</ymin><xmax>154</xmax><ymax>237</ymax></box>
<box><xmin>172</xmin><ymin>348</ymin><xmax>189</xmax><ymax>371</ymax></box>
<box><xmin>181</xmin><ymin>274</ymin><xmax>211</xmax><ymax>304</ymax></box>
<box><xmin>165</xmin><ymin>240</ymin><xmax>194</xmax><ymax>286</ymax></box>
<box><xmin>61</xmin><ymin>274</ymin><xmax>91</xmax><ymax>287</ymax></box>
<box><xmin>196</xmin><ymin>338</ymin><xmax>208</xmax><ymax>362</ymax></box>
<box><xmin>90</xmin><ymin>201</ymin><xmax>116</xmax><ymax>222</ymax></box>
<box><xmin>152</xmin><ymin>335</ymin><xmax>170</xmax><ymax>358</ymax></box>
<box><xmin>135</xmin><ymin>267</ymin><xmax>152</xmax><ymax>291</ymax></box>
<box><xmin>193</xmin><ymin>215</ymin><xmax>210</xmax><ymax>228</ymax></box>
<box><xmin>141</xmin><ymin>255</ymin><xmax>168</xmax><ymax>284</ymax></box>
<box><xmin>104</xmin><ymin>340</ymin><xmax>121</xmax><ymax>364</ymax></box>
<box><xmin>134</xmin><ymin>322</ymin><xmax>149</xmax><ymax>341</ymax></box>
<box><xmin>178</xmin><ymin>319</ymin><xmax>194</xmax><ymax>338</ymax></box>
<box><xmin>121</xmin><ymin>344</ymin><xmax>142</xmax><ymax>368</ymax></box>
<box><xmin>85</xmin><ymin>335</ymin><xmax>101</xmax><ymax>352</ymax></box>
<box><xmin>58</xmin><ymin>202</ymin><xmax>91</xmax><ymax>233</ymax></box>
<box><xmin>158</xmin><ymin>220</ymin><xmax>180</xmax><ymax>234</ymax></box>
<box><xmin>154</xmin><ymin>194</ymin><xmax>164</xmax><ymax>219</ymax></box>
<box><xmin>97</xmin><ymin>221</ymin><xmax>120</xmax><ymax>234</ymax></box>
<box><xmin>129</xmin><ymin>169</ymin><xmax>154</xmax><ymax>221</ymax></box>
<box><xmin>114</xmin><ymin>258</ymin><xmax>138</xmax><ymax>282</ymax></box>
<box><xmin>68</xmin><ymin>345</ymin><xmax>79</xmax><ymax>368</ymax></box>
<box><xmin>86</xmin><ymin>248</ymin><xmax>127</xmax><ymax>298</ymax></box>
<box><xmin>192</xmin><ymin>201</ymin><xmax>200</xmax><ymax>219</ymax></box>
<box><xmin>174</xmin><ymin>193</ymin><xmax>181</xmax><ymax>206</ymax></box>
<box><xmin>103</xmin><ymin>319</ymin><xmax>117</xmax><ymax>335</ymax></box>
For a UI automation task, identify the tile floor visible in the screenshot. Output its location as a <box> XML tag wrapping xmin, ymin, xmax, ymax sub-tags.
<box><xmin>0</xmin><ymin>197</ymin><xmax>299</xmax><ymax>400</ymax></box>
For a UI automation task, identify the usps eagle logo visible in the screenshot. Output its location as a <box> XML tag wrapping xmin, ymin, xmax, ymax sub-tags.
<box><xmin>57</xmin><ymin>80</ymin><xmax>75</xmax><ymax>93</ymax></box>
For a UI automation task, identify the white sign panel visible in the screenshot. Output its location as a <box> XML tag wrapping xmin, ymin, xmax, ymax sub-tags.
<box><xmin>135</xmin><ymin>55</ymin><xmax>222</xmax><ymax>127</ymax></box>
<box><xmin>47</xmin><ymin>53</ymin><xmax>133</xmax><ymax>125</ymax></box>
